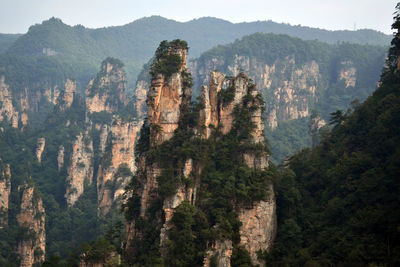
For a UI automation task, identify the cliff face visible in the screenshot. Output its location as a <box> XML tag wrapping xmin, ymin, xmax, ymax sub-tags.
<box><xmin>147</xmin><ymin>45</ymin><xmax>190</xmax><ymax>145</ymax></box>
<box><xmin>16</xmin><ymin>185</ymin><xmax>46</xmax><ymax>267</ymax></box>
<box><xmin>191</xmin><ymin>55</ymin><xmax>320</xmax><ymax>130</ymax></box>
<box><xmin>86</xmin><ymin>59</ymin><xmax>127</xmax><ymax>115</ymax></box>
<box><xmin>125</xmin><ymin>40</ymin><xmax>276</xmax><ymax>267</ymax></box>
<box><xmin>310</xmin><ymin>115</ymin><xmax>327</xmax><ymax>147</ymax></box>
<box><xmin>0</xmin><ymin>161</ymin><xmax>11</xmax><ymax>226</ymax></box>
<box><xmin>35</xmin><ymin>138</ymin><xmax>45</xmax><ymax>163</ymax></box>
<box><xmin>0</xmin><ymin>75</ymin><xmax>77</xmax><ymax>128</ymax></box>
<box><xmin>0</xmin><ymin>75</ymin><xmax>20</xmax><ymax>128</ymax></box>
<box><xmin>65</xmin><ymin>132</ymin><xmax>94</xmax><ymax>206</ymax></box>
<box><xmin>57</xmin><ymin>79</ymin><xmax>76</xmax><ymax>111</ymax></box>
<box><xmin>97</xmin><ymin>118</ymin><xmax>140</xmax><ymax>216</ymax></box>
<box><xmin>237</xmin><ymin>187</ymin><xmax>277</xmax><ymax>266</ymax></box>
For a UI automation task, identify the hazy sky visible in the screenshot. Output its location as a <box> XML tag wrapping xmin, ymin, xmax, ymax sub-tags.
<box><xmin>0</xmin><ymin>0</ymin><xmax>397</xmax><ymax>34</ymax></box>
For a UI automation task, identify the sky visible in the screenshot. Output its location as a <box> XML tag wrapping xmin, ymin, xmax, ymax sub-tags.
<box><xmin>0</xmin><ymin>0</ymin><xmax>397</xmax><ymax>34</ymax></box>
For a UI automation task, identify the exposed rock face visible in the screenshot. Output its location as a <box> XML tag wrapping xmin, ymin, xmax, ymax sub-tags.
<box><xmin>16</xmin><ymin>185</ymin><xmax>46</xmax><ymax>267</ymax></box>
<box><xmin>126</xmin><ymin>41</ymin><xmax>191</xmax><ymax>248</ymax></box>
<box><xmin>199</xmin><ymin>71</ymin><xmax>275</xmax><ymax>266</ymax></box>
<box><xmin>203</xmin><ymin>240</ymin><xmax>233</xmax><ymax>267</ymax></box>
<box><xmin>65</xmin><ymin>133</ymin><xmax>94</xmax><ymax>206</ymax></box>
<box><xmin>57</xmin><ymin>79</ymin><xmax>76</xmax><ymax>110</ymax></box>
<box><xmin>237</xmin><ymin>187</ymin><xmax>277</xmax><ymax>267</ymax></box>
<box><xmin>135</xmin><ymin>79</ymin><xmax>149</xmax><ymax>120</ymax></box>
<box><xmin>35</xmin><ymin>138</ymin><xmax>45</xmax><ymax>163</ymax></box>
<box><xmin>147</xmin><ymin>45</ymin><xmax>190</xmax><ymax>145</ymax></box>
<box><xmin>191</xmin><ymin>55</ymin><xmax>320</xmax><ymax>129</ymax></box>
<box><xmin>57</xmin><ymin>145</ymin><xmax>64</xmax><ymax>171</ymax></box>
<box><xmin>86</xmin><ymin>59</ymin><xmax>128</xmax><ymax>115</ymax></box>
<box><xmin>97</xmin><ymin>118</ymin><xmax>140</xmax><ymax>216</ymax></box>
<box><xmin>0</xmin><ymin>76</ymin><xmax>19</xmax><ymax>128</ymax></box>
<box><xmin>339</xmin><ymin>60</ymin><xmax>357</xmax><ymax>88</ymax></box>
<box><xmin>310</xmin><ymin>115</ymin><xmax>327</xmax><ymax>147</ymax></box>
<box><xmin>0</xmin><ymin>162</ymin><xmax>11</xmax><ymax>226</ymax></box>
<box><xmin>126</xmin><ymin>41</ymin><xmax>276</xmax><ymax>266</ymax></box>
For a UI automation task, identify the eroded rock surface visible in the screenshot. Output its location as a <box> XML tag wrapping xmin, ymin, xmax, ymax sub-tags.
<box><xmin>16</xmin><ymin>185</ymin><xmax>46</xmax><ymax>267</ymax></box>
<box><xmin>0</xmin><ymin>162</ymin><xmax>11</xmax><ymax>226</ymax></box>
<box><xmin>65</xmin><ymin>133</ymin><xmax>94</xmax><ymax>206</ymax></box>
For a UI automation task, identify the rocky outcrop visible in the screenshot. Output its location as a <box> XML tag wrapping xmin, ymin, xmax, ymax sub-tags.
<box><xmin>237</xmin><ymin>187</ymin><xmax>277</xmax><ymax>267</ymax></box>
<box><xmin>126</xmin><ymin>40</ymin><xmax>192</xmax><ymax>247</ymax></box>
<box><xmin>147</xmin><ymin>45</ymin><xmax>190</xmax><ymax>145</ymax></box>
<box><xmin>0</xmin><ymin>161</ymin><xmax>11</xmax><ymax>226</ymax></box>
<box><xmin>97</xmin><ymin>118</ymin><xmax>140</xmax><ymax>216</ymax></box>
<box><xmin>135</xmin><ymin>79</ymin><xmax>149</xmax><ymax>120</ymax></box>
<box><xmin>0</xmin><ymin>76</ymin><xmax>19</xmax><ymax>128</ymax></box>
<box><xmin>65</xmin><ymin>133</ymin><xmax>94</xmax><ymax>206</ymax></box>
<box><xmin>339</xmin><ymin>60</ymin><xmax>357</xmax><ymax>88</ymax></box>
<box><xmin>126</xmin><ymin>41</ymin><xmax>276</xmax><ymax>266</ymax></box>
<box><xmin>203</xmin><ymin>240</ymin><xmax>233</xmax><ymax>267</ymax></box>
<box><xmin>57</xmin><ymin>79</ymin><xmax>76</xmax><ymax>110</ymax></box>
<box><xmin>310</xmin><ymin>114</ymin><xmax>327</xmax><ymax>147</ymax></box>
<box><xmin>16</xmin><ymin>185</ymin><xmax>46</xmax><ymax>267</ymax></box>
<box><xmin>86</xmin><ymin>58</ymin><xmax>128</xmax><ymax>115</ymax></box>
<box><xmin>191</xmin><ymin>55</ymin><xmax>320</xmax><ymax>129</ymax></box>
<box><xmin>57</xmin><ymin>145</ymin><xmax>64</xmax><ymax>171</ymax></box>
<box><xmin>35</xmin><ymin>138</ymin><xmax>45</xmax><ymax>163</ymax></box>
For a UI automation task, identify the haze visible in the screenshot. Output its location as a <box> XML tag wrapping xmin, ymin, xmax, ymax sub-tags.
<box><xmin>0</xmin><ymin>0</ymin><xmax>396</xmax><ymax>34</ymax></box>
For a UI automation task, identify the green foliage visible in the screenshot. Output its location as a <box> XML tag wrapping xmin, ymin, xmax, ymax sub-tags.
<box><xmin>266</xmin><ymin>12</ymin><xmax>400</xmax><ymax>265</ymax></box>
<box><xmin>196</xmin><ymin>32</ymin><xmax>386</xmax><ymax>163</ymax></box>
<box><xmin>150</xmin><ymin>40</ymin><xmax>187</xmax><ymax>78</ymax></box>
<box><xmin>265</xmin><ymin>117</ymin><xmax>311</xmax><ymax>164</ymax></box>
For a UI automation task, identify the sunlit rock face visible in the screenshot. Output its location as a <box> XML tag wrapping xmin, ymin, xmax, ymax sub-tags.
<box><xmin>125</xmin><ymin>41</ymin><xmax>276</xmax><ymax>267</ymax></box>
<box><xmin>191</xmin><ymin>55</ymin><xmax>320</xmax><ymax>130</ymax></box>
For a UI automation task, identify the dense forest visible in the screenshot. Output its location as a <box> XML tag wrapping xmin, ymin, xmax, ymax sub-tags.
<box><xmin>266</xmin><ymin>7</ymin><xmax>400</xmax><ymax>265</ymax></box>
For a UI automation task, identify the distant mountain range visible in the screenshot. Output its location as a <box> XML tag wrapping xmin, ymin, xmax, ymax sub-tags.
<box><xmin>0</xmin><ymin>16</ymin><xmax>391</xmax><ymax>92</ymax></box>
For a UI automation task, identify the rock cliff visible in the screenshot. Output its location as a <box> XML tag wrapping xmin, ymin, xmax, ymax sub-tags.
<box><xmin>0</xmin><ymin>161</ymin><xmax>11</xmax><ymax>226</ymax></box>
<box><xmin>125</xmin><ymin>40</ymin><xmax>276</xmax><ymax>267</ymax></box>
<box><xmin>191</xmin><ymin>55</ymin><xmax>320</xmax><ymax>130</ymax></box>
<box><xmin>35</xmin><ymin>138</ymin><xmax>45</xmax><ymax>163</ymax></box>
<box><xmin>310</xmin><ymin>114</ymin><xmax>327</xmax><ymax>147</ymax></box>
<box><xmin>0</xmin><ymin>75</ymin><xmax>20</xmax><ymax>128</ymax></box>
<box><xmin>86</xmin><ymin>58</ymin><xmax>128</xmax><ymax>115</ymax></box>
<box><xmin>65</xmin><ymin>132</ymin><xmax>94</xmax><ymax>206</ymax></box>
<box><xmin>16</xmin><ymin>185</ymin><xmax>46</xmax><ymax>267</ymax></box>
<box><xmin>97</xmin><ymin>118</ymin><xmax>140</xmax><ymax>216</ymax></box>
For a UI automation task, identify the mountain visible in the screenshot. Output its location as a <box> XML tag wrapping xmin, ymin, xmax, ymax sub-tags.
<box><xmin>121</xmin><ymin>40</ymin><xmax>276</xmax><ymax>267</ymax></box>
<box><xmin>266</xmin><ymin>15</ymin><xmax>400</xmax><ymax>266</ymax></box>
<box><xmin>136</xmin><ymin>33</ymin><xmax>386</xmax><ymax>163</ymax></box>
<box><xmin>0</xmin><ymin>33</ymin><xmax>21</xmax><ymax>54</ymax></box>
<box><xmin>4</xmin><ymin>16</ymin><xmax>390</xmax><ymax>94</ymax></box>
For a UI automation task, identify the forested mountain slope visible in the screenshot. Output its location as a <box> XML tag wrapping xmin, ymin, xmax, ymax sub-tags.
<box><xmin>267</xmin><ymin>8</ymin><xmax>400</xmax><ymax>265</ymax></box>
<box><xmin>0</xmin><ymin>33</ymin><xmax>21</xmax><ymax>54</ymax></box>
<box><xmin>5</xmin><ymin>16</ymin><xmax>390</xmax><ymax>93</ymax></box>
